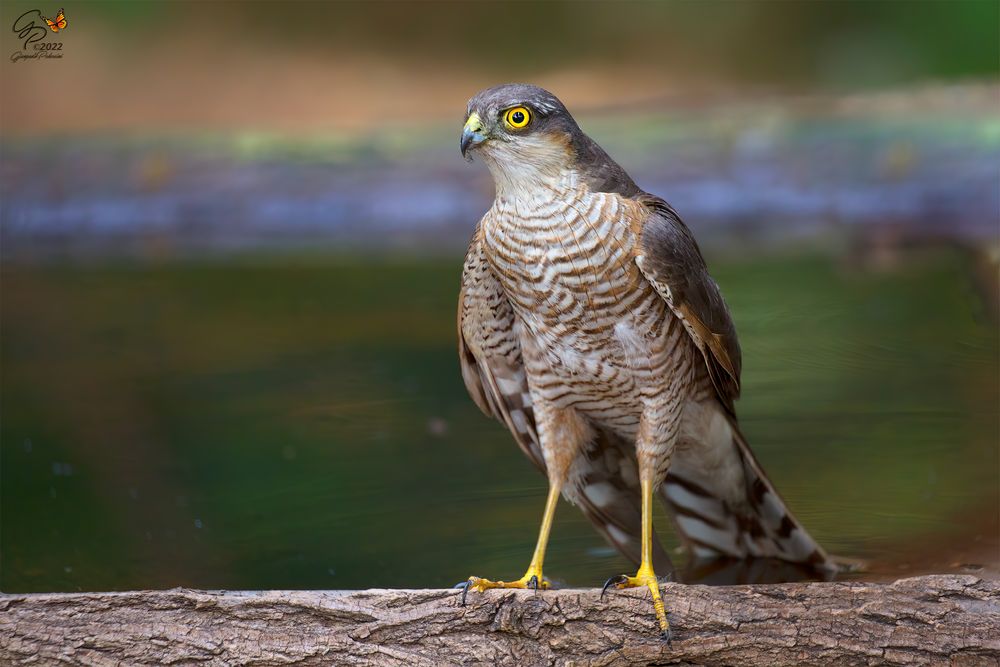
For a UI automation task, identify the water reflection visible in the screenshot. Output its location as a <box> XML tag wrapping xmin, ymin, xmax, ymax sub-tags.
<box><xmin>681</xmin><ymin>557</ymin><xmax>836</xmax><ymax>586</ymax></box>
<box><xmin>0</xmin><ymin>249</ymin><xmax>996</xmax><ymax>592</ymax></box>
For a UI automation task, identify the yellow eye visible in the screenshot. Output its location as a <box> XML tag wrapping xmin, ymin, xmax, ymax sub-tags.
<box><xmin>504</xmin><ymin>106</ymin><xmax>531</xmax><ymax>129</ymax></box>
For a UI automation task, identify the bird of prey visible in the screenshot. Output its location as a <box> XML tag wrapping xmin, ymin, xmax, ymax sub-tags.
<box><xmin>456</xmin><ymin>83</ymin><xmax>834</xmax><ymax>639</ymax></box>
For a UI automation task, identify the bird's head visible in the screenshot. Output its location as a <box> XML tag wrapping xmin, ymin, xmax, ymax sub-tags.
<box><xmin>461</xmin><ymin>84</ymin><xmax>581</xmax><ymax>188</ymax></box>
<box><xmin>461</xmin><ymin>83</ymin><xmax>637</xmax><ymax>196</ymax></box>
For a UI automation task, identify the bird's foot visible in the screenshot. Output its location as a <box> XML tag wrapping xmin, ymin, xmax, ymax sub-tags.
<box><xmin>601</xmin><ymin>564</ymin><xmax>672</xmax><ymax>643</ymax></box>
<box><xmin>456</xmin><ymin>567</ymin><xmax>550</xmax><ymax>605</ymax></box>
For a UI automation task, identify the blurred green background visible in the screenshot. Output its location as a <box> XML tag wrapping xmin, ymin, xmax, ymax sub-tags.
<box><xmin>1</xmin><ymin>1</ymin><xmax>997</xmax><ymax>593</ymax></box>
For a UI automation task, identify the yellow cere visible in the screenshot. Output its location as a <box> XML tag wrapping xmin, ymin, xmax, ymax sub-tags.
<box><xmin>504</xmin><ymin>106</ymin><xmax>531</xmax><ymax>129</ymax></box>
<box><xmin>464</xmin><ymin>112</ymin><xmax>483</xmax><ymax>133</ymax></box>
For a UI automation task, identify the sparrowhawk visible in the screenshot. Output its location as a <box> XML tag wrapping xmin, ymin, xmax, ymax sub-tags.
<box><xmin>456</xmin><ymin>84</ymin><xmax>834</xmax><ymax>639</ymax></box>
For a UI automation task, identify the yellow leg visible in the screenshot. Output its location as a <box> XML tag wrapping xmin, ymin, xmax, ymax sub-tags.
<box><xmin>461</xmin><ymin>482</ymin><xmax>560</xmax><ymax>601</ymax></box>
<box><xmin>601</xmin><ymin>478</ymin><xmax>672</xmax><ymax>641</ymax></box>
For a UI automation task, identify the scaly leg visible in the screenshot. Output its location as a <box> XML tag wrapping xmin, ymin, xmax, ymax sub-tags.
<box><xmin>601</xmin><ymin>477</ymin><xmax>672</xmax><ymax>642</ymax></box>
<box><xmin>460</xmin><ymin>480</ymin><xmax>561</xmax><ymax>604</ymax></box>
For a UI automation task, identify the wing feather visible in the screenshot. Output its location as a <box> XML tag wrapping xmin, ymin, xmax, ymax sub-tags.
<box><xmin>633</xmin><ymin>195</ymin><xmax>742</xmax><ymax>412</ymax></box>
<box><xmin>459</xmin><ymin>226</ymin><xmax>545</xmax><ymax>471</ymax></box>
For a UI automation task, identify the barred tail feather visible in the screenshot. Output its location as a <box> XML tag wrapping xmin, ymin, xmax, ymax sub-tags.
<box><xmin>568</xmin><ymin>428</ymin><xmax>674</xmax><ymax>576</ymax></box>
<box><xmin>660</xmin><ymin>400</ymin><xmax>835</xmax><ymax>572</ymax></box>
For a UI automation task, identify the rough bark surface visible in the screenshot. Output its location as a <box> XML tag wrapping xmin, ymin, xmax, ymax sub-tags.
<box><xmin>1</xmin><ymin>575</ymin><xmax>997</xmax><ymax>666</ymax></box>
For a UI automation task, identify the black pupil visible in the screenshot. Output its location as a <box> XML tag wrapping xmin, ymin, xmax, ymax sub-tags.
<box><xmin>511</xmin><ymin>110</ymin><xmax>525</xmax><ymax>124</ymax></box>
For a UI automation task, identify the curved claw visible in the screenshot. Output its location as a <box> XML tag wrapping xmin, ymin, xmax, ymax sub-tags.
<box><xmin>457</xmin><ymin>579</ymin><xmax>473</xmax><ymax>606</ymax></box>
<box><xmin>527</xmin><ymin>574</ymin><xmax>539</xmax><ymax>591</ymax></box>
<box><xmin>601</xmin><ymin>574</ymin><xmax>628</xmax><ymax>600</ymax></box>
<box><xmin>661</xmin><ymin>627</ymin><xmax>673</xmax><ymax>645</ymax></box>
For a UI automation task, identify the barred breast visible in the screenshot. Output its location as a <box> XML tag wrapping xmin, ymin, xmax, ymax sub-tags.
<box><xmin>481</xmin><ymin>177</ymin><xmax>697</xmax><ymax>439</ymax></box>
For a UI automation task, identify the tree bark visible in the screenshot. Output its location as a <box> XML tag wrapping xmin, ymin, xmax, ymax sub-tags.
<box><xmin>1</xmin><ymin>575</ymin><xmax>997</xmax><ymax>666</ymax></box>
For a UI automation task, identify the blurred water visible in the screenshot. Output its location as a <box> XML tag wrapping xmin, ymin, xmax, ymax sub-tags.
<box><xmin>3</xmin><ymin>99</ymin><xmax>998</xmax><ymax>260</ymax></box>
<box><xmin>1</xmin><ymin>249</ymin><xmax>996</xmax><ymax>593</ymax></box>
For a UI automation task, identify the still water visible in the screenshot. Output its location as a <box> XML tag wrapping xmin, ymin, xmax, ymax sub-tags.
<box><xmin>1</xmin><ymin>249</ymin><xmax>996</xmax><ymax>592</ymax></box>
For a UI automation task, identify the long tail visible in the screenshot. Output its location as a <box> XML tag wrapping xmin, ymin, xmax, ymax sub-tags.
<box><xmin>659</xmin><ymin>400</ymin><xmax>836</xmax><ymax>573</ymax></box>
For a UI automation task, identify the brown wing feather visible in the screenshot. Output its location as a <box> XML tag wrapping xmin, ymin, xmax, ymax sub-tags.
<box><xmin>459</xmin><ymin>226</ymin><xmax>544</xmax><ymax>471</ymax></box>
<box><xmin>633</xmin><ymin>194</ymin><xmax>742</xmax><ymax>412</ymax></box>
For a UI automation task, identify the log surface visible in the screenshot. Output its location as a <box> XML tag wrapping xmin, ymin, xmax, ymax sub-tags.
<box><xmin>1</xmin><ymin>575</ymin><xmax>998</xmax><ymax>666</ymax></box>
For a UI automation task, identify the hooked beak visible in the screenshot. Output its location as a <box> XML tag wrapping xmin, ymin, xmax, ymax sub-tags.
<box><xmin>460</xmin><ymin>112</ymin><xmax>486</xmax><ymax>159</ymax></box>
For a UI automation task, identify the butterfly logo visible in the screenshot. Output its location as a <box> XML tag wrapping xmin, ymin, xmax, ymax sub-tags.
<box><xmin>41</xmin><ymin>8</ymin><xmax>67</xmax><ymax>33</ymax></box>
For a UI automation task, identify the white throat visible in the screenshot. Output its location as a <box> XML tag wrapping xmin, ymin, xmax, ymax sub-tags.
<box><xmin>479</xmin><ymin>134</ymin><xmax>578</xmax><ymax>201</ymax></box>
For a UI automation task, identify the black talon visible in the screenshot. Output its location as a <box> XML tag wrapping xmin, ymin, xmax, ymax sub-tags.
<box><xmin>527</xmin><ymin>574</ymin><xmax>539</xmax><ymax>591</ymax></box>
<box><xmin>661</xmin><ymin>628</ymin><xmax>673</xmax><ymax>645</ymax></box>
<box><xmin>457</xmin><ymin>579</ymin><xmax>473</xmax><ymax>606</ymax></box>
<box><xmin>601</xmin><ymin>574</ymin><xmax>627</xmax><ymax>600</ymax></box>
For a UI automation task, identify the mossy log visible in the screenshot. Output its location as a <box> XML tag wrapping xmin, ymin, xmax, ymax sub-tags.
<box><xmin>1</xmin><ymin>575</ymin><xmax>998</xmax><ymax>666</ymax></box>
